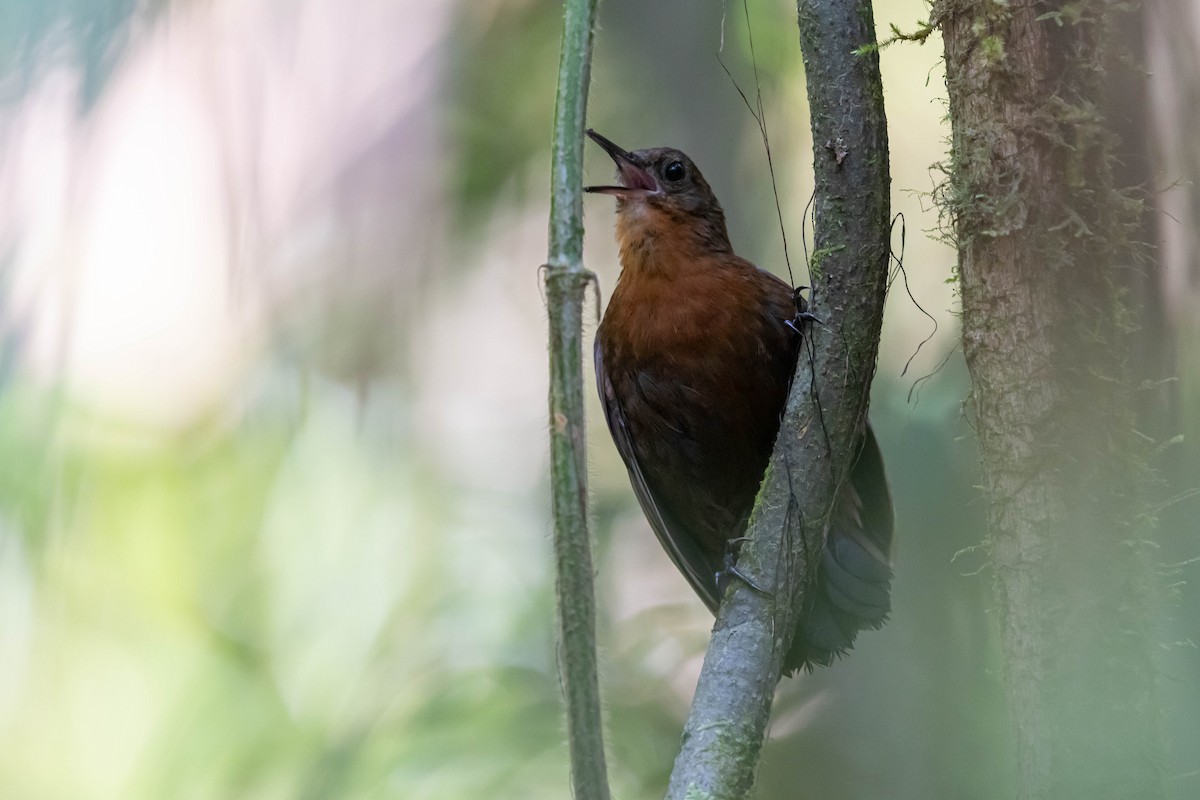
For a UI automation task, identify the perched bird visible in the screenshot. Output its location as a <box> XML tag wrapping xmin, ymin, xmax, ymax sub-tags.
<box><xmin>585</xmin><ymin>129</ymin><xmax>893</xmax><ymax>673</ymax></box>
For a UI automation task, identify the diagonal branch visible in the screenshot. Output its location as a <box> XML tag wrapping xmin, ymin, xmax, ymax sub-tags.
<box><xmin>664</xmin><ymin>1</ymin><xmax>890</xmax><ymax>796</ymax></box>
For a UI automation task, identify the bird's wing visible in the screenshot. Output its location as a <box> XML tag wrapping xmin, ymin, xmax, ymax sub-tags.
<box><xmin>594</xmin><ymin>337</ymin><xmax>722</xmax><ymax>611</ymax></box>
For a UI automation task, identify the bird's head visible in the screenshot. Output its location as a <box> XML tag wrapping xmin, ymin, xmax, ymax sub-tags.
<box><xmin>584</xmin><ymin>129</ymin><xmax>731</xmax><ymax>255</ymax></box>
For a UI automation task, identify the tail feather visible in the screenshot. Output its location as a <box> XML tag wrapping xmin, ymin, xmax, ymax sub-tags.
<box><xmin>784</xmin><ymin>425</ymin><xmax>893</xmax><ymax>674</ymax></box>
<box><xmin>822</xmin><ymin>548</ymin><xmax>892</xmax><ymax>620</ymax></box>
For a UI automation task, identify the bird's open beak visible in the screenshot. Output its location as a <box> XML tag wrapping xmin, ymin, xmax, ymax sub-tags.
<box><xmin>583</xmin><ymin>129</ymin><xmax>660</xmax><ymax>196</ymax></box>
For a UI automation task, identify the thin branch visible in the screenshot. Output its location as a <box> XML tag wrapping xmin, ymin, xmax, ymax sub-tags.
<box><xmin>544</xmin><ymin>0</ymin><xmax>609</xmax><ymax>799</ymax></box>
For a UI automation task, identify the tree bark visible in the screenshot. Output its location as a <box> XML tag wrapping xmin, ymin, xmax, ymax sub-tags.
<box><xmin>938</xmin><ymin>2</ymin><xmax>1165</xmax><ymax>797</ymax></box>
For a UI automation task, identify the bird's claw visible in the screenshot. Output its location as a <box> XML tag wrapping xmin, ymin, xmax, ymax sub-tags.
<box><xmin>787</xmin><ymin>286</ymin><xmax>822</xmax><ymax>333</ymax></box>
<box><xmin>716</xmin><ymin>540</ymin><xmax>773</xmax><ymax>599</ymax></box>
<box><xmin>785</xmin><ymin>311</ymin><xmax>823</xmax><ymax>334</ymax></box>
<box><xmin>729</xmin><ymin>564</ymin><xmax>771</xmax><ymax>597</ymax></box>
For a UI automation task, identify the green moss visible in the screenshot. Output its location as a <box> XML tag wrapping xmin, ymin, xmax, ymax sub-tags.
<box><xmin>979</xmin><ymin>34</ymin><xmax>1006</xmax><ymax>63</ymax></box>
<box><xmin>807</xmin><ymin>244</ymin><xmax>846</xmax><ymax>283</ymax></box>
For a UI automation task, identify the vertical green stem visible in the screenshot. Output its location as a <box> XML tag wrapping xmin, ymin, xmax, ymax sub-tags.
<box><xmin>545</xmin><ymin>1</ymin><xmax>608</xmax><ymax>799</ymax></box>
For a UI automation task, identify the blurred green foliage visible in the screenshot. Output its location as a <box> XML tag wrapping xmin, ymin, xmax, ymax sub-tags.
<box><xmin>449</xmin><ymin>0</ymin><xmax>562</xmax><ymax>230</ymax></box>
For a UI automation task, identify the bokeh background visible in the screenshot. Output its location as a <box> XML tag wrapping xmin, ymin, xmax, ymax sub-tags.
<box><xmin>0</xmin><ymin>1</ymin><xmax>1196</xmax><ymax>798</ymax></box>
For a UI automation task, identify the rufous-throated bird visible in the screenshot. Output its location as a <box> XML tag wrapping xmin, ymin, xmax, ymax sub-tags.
<box><xmin>585</xmin><ymin>129</ymin><xmax>893</xmax><ymax>673</ymax></box>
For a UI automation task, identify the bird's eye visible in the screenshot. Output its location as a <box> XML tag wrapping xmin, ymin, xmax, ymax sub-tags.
<box><xmin>663</xmin><ymin>161</ymin><xmax>686</xmax><ymax>182</ymax></box>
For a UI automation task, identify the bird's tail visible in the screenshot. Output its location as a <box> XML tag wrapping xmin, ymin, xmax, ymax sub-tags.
<box><xmin>784</xmin><ymin>426</ymin><xmax>894</xmax><ymax>674</ymax></box>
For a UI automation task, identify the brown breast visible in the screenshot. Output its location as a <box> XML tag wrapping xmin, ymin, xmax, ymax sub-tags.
<box><xmin>597</xmin><ymin>255</ymin><xmax>798</xmax><ymax>558</ymax></box>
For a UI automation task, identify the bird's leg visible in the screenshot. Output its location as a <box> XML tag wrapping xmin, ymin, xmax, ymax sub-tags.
<box><xmin>786</xmin><ymin>285</ymin><xmax>822</xmax><ymax>334</ymax></box>
<box><xmin>716</xmin><ymin>537</ymin><xmax>772</xmax><ymax>599</ymax></box>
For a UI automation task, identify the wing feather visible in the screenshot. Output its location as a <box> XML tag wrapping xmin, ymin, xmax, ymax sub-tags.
<box><xmin>595</xmin><ymin>337</ymin><xmax>722</xmax><ymax>611</ymax></box>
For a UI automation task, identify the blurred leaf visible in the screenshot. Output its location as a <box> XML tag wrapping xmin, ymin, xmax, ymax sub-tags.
<box><xmin>0</xmin><ymin>0</ymin><xmax>164</xmax><ymax>107</ymax></box>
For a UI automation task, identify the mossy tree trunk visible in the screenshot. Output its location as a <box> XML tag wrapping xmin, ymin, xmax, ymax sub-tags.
<box><xmin>937</xmin><ymin>1</ymin><xmax>1165</xmax><ymax>798</ymax></box>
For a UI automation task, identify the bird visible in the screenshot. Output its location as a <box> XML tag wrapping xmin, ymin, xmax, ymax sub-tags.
<box><xmin>584</xmin><ymin>129</ymin><xmax>893</xmax><ymax>674</ymax></box>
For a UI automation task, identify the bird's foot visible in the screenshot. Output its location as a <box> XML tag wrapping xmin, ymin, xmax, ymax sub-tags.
<box><xmin>786</xmin><ymin>312</ymin><xmax>823</xmax><ymax>335</ymax></box>
<box><xmin>787</xmin><ymin>286</ymin><xmax>823</xmax><ymax>333</ymax></box>
<box><xmin>715</xmin><ymin>537</ymin><xmax>772</xmax><ymax>599</ymax></box>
